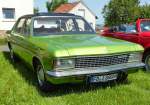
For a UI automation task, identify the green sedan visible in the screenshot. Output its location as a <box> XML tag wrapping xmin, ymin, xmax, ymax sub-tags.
<box><xmin>7</xmin><ymin>13</ymin><xmax>145</xmax><ymax>91</ymax></box>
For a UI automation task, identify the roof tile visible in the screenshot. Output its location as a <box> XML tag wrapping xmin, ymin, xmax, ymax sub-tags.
<box><xmin>54</xmin><ymin>2</ymin><xmax>79</xmax><ymax>13</ymax></box>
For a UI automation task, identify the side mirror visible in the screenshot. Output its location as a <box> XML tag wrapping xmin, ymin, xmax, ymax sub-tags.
<box><xmin>6</xmin><ymin>31</ymin><xmax>11</xmax><ymax>34</ymax></box>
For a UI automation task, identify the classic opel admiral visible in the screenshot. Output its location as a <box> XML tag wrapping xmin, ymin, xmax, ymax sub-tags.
<box><xmin>7</xmin><ymin>13</ymin><xmax>145</xmax><ymax>91</ymax></box>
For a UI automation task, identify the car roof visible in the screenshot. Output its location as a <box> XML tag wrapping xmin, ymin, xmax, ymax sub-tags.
<box><xmin>139</xmin><ymin>19</ymin><xmax>150</xmax><ymax>21</ymax></box>
<box><xmin>20</xmin><ymin>12</ymin><xmax>78</xmax><ymax>18</ymax></box>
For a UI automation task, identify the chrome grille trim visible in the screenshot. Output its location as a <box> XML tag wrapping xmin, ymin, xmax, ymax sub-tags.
<box><xmin>75</xmin><ymin>54</ymin><xmax>130</xmax><ymax>68</ymax></box>
<box><xmin>47</xmin><ymin>63</ymin><xmax>145</xmax><ymax>77</ymax></box>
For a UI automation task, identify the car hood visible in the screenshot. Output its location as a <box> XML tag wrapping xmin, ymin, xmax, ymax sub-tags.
<box><xmin>30</xmin><ymin>34</ymin><xmax>144</xmax><ymax>57</ymax></box>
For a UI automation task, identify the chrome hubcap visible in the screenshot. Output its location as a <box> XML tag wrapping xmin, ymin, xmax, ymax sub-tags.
<box><xmin>37</xmin><ymin>67</ymin><xmax>45</xmax><ymax>86</ymax></box>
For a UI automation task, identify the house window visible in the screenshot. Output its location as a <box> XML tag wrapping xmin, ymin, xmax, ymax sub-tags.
<box><xmin>77</xmin><ymin>9</ymin><xmax>85</xmax><ymax>18</ymax></box>
<box><xmin>2</xmin><ymin>8</ymin><xmax>15</xmax><ymax>19</ymax></box>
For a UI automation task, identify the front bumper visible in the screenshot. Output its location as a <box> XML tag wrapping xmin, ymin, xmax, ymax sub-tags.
<box><xmin>46</xmin><ymin>62</ymin><xmax>145</xmax><ymax>84</ymax></box>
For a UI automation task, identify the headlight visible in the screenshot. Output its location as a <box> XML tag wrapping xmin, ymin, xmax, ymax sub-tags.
<box><xmin>54</xmin><ymin>58</ymin><xmax>75</xmax><ymax>70</ymax></box>
<box><xmin>128</xmin><ymin>53</ymin><xmax>142</xmax><ymax>62</ymax></box>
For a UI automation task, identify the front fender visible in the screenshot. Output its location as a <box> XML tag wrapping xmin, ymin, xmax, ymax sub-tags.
<box><xmin>33</xmin><ymin>49</ymin><xmax>54</xmax><ymax>72</ymax></box>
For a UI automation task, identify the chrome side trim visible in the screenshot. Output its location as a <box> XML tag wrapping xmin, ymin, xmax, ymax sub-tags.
<box><xmin>46</xmin><ymin>62</ymin><xmax>145</xmax><ymax>77</ymax></box>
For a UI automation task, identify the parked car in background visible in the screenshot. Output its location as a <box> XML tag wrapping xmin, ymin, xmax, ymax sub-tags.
<box><xmin>101</xmin><ymin>19</ymin><xmax>150</xmax><ymax>71</ymax></box>
<box><xmin>7</xmin><ymin>13</ymin><xmax>145</xmax><ymax>91</ymax></box>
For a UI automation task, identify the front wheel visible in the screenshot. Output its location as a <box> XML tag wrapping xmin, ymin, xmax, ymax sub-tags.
<box><xmin>36</xmin><ymin>63</ymin><xmax>54</xmax><ymax>92</ymax></box>
<box><xmin>117</xmin><ymin>73</ymin><xmax>128</xmax><ymax>83</ymax></box>
<box><xmin>144</xmin><ymin>52</ymin><xmax>150</xmax><ymax>72</ymax></box>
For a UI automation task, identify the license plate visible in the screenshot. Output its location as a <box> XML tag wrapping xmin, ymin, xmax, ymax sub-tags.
<box><xmin>89</xmin><ymin>74</ymin><xmax>118</xmax><ymax>83</ymax></box>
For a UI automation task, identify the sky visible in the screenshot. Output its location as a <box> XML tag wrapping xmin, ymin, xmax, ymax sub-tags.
<box><xmin>34</xmin><ymin>0</ymin><xmax>150</xmax><ymax>24</ymax></box>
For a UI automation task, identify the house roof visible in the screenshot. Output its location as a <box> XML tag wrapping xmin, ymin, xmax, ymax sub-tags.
<box><xmin>54</xmin><ymin>1</ymin><xmax>97</xmax><ymax>18</ymax></box>
<box><xmin>54</xmin><ymin>2</ymin><xmax>79</xmax><ymax>13</ymax></box>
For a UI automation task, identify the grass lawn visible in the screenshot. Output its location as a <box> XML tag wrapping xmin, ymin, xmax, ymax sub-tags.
<box><xmin>0</xmin><ymin>52</ymin><xmax>150</xmax><ymax>105</ymax></box>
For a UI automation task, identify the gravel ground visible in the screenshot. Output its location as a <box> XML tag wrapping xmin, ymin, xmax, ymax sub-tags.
<box><xmin>0</xmin><ymin>45</ymin><xmax>9</xmax><ymax>52</ymax></box>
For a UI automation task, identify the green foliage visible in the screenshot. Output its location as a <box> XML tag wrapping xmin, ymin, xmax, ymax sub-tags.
<box><xmin>34</xmin><ymin>7</ymin><xmax>39</xmax><ymax>14</ymax></box>
<box><xmin>46</xmin><ymin>1</ymin><xmax>52</xmax><ymax>12</ymax></box>
<box><xmin>139</xmin><ymin>4</ymin><xmax>150</xmax><ymax>18</ymax></box>
<box><xmin>102</xmin><ymin>0</ymin><xmax>150</xmax><ymax>26</ymax></box>
<box><xmin>46</xmin><ymin>0</ymin><xmax>68</xmax><ymax>12</ymax></box>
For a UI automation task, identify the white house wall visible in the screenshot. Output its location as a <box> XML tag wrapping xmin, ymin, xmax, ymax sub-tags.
<box><xmin>69</xmin><ymin>2</ymin><xmax>96</xmax><ymax>30</ymax></box>
<box><xmin>0</xmin><ymin>0</ymin><xmax>33</xmax><ymax>30</ymax></box>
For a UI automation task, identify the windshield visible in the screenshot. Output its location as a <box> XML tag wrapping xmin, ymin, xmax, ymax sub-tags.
<box><xmin>33</xmin><ymin>17</ymin><xmax>95</xmax><ymax>36</ymax></box>
<box><xmin>141</xmin><ymin>20</ymin><xmax>150</xmax><ymax>32</ymax></box>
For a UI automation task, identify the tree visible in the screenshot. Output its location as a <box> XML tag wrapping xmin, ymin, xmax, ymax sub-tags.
<box><xmin>102</xmin><ymin>0</ymin><xmax>140</xmax><ymax>26</ymax></box>
<box><xmin>34</xmin><ymin>7</ymin><xmax>39</xmax><ymax>14</ymax></box>
<box><xmin>139</xmin><ymin>4</ymin><xmax>150</xmax><ymax>18</ymax></box>
<box><xmin>46</xmin><ymin>0</ymin><xmax>68</xmax><ymax>12</ymax></box>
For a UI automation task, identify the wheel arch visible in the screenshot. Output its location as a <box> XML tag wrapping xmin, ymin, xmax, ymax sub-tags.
<box><xmin>143</xmin><ymin>48</ymin><xmax>150</xmax><ymax>62</ymax></box>
<box><xmin>32</xmin><ymin>56</ymin><xmax>43</xmax><ymax>71</ymax></box>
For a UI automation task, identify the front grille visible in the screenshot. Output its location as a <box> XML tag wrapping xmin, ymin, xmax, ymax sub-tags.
<box><xmin>75</xmin><ymin>54</ymin><xmax>130</xmax><ymax>68</ymax></box>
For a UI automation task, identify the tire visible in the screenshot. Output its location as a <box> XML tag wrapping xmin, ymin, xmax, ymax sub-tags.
<box><xmin>117</xmin><ymin>72</ymin><xmax>128</xmax><ymax>83</ymax></box>
<box><xmin>144</xmin><ymin>51</ymin><xmax>150</xmax><ymax>72</ymax></box>
<box><xmin>35</xmin><ymin>62</ymin><xmax>54</xmax><ymax>92</ymax></box>
<box><xmin>8</xmin><ymin>44</ymin><xmax>17</xmax><ymax>62</ymax></box>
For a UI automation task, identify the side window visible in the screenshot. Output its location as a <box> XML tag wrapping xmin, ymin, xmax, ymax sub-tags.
<box><xmin>23</xmin><ymin>18</ymin><xmax>31</xmax><ymax>35</ymax></box>
<box><xmin>14</xmin><ymin>18</ymin><xmax>26</xmax><ymax>34</ymax></box>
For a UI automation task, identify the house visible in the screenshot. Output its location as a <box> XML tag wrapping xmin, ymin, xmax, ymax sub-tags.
<box><xmin>0</xmin><ymin>0</ymin><xmax>33</xmax><ymax>34</ymax></box>
<box><xmin>54</xmin><ymin>1</ymin><xmax>97</xmax><ymax>30</ymax></box>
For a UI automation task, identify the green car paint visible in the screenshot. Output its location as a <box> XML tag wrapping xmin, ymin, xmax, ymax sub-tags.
<box><xmin>9</xmin><ymin>34</ymin><xmax>143</xmax><ymax>71</ymax></box>
<box><xmin>29</xmin><ymin>35</ymin><xmax>143</xmax><ymax>57</ymax></box>
<box><xmin>7</xmin><ymin>13</ymin><xmax>145</xmax><ymax>88</ymax></box>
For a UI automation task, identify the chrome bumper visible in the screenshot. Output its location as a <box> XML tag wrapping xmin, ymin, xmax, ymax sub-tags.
<box><xmin>46</xmin><ymin>62</ymin><xmax>145</xmax><ymax>77</ymax></box>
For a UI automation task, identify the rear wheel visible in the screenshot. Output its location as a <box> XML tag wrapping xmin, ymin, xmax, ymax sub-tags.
<box><xmin>8</xmin><ymin>43</ymin><xmax>17</xmax><ymax>62</ymax></box>
<box><xmin>144</xmin><ymin>52</ymin><xmax>150</xmax><ymax>72</ymax></box>
<box><xmin>35</xmin><ymin>62</ymin><xmax>54</xmax><ymax>92</ymax></box>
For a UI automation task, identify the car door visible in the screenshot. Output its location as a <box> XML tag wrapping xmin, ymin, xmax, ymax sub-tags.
<box><xmin>11</xmin><ymin>18</ymin><xmax>26</xmax><ymax>57</ymax></box>
<box><xmin>19</xmin><ymin>18</ymin><xmax>34</xmax><ymax>64</ymax></box>
<box><xmin>138</xmin><ymin>20</ymin><xmax>150</xmax><ymax>48</ymax></box>
<box><xmin>11</xmin><ymin>17</ymin><xmax>33</xmax><ymax>64</ymax></box>
<box><xmin>113</xmin><ymin>25</ymin><xmax>140</xmax><ymax>44</ymax></box>
<box><xmin>114</xmin><ymin>32</ymin><xmax>139</xmax><ymax>43</ymax></box>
